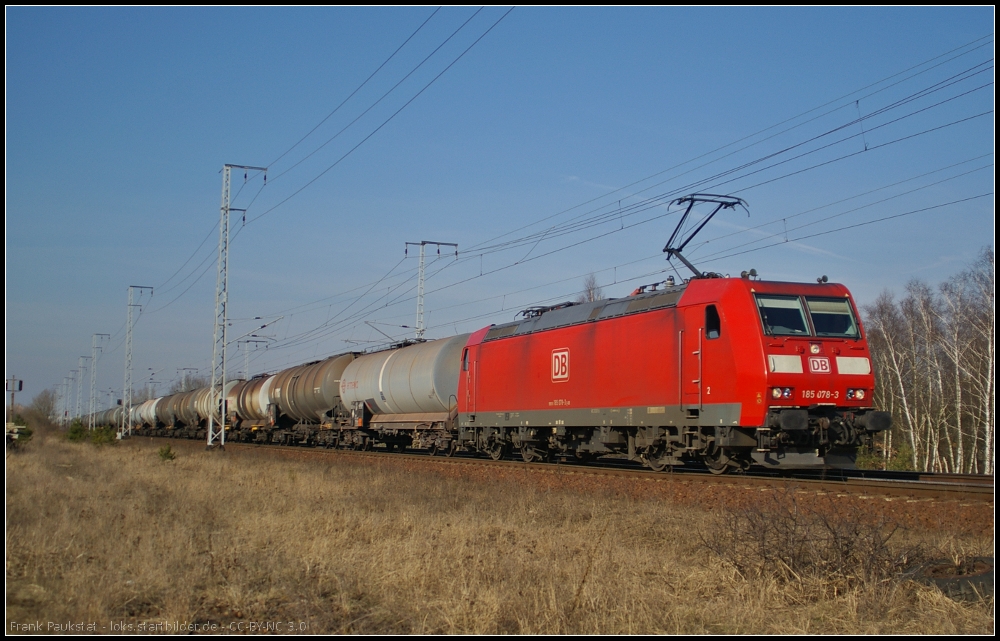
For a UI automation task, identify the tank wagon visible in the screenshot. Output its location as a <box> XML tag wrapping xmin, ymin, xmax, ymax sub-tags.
<box><xmin>98</xmin><ymin>274</ymin><xmax>888</xmax><ymax>474</ymax></box>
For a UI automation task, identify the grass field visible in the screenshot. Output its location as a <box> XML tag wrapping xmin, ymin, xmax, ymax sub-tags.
<box><xmin>6</xmin><ymin>432</ymin><xmax>994</xmax><ymax>634</ymax></box>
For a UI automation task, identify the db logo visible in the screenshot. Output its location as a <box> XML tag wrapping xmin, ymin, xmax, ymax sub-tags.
<box><xmin>808</xmin><ymin>357</ymin><xmax>831</xmax><ymax>374</ymax></box>
<box><xmin>551</xmin><ymin>349</ymin><xmax>570</xmax><ymax>382</ymax></box>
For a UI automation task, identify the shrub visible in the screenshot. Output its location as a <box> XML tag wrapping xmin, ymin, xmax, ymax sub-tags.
<box><xmin>854</xmin><ymin>446</ymin><xmax>884</xmax><ymax>470</ymax></box>
<box><xmin>89</xmin><ymin>426</ymin><xmax>119</xmax><ymax>446</ymax></box>
<box><xmin>702</xmin><ymin>487</ymin><xmax>925</xmax><ymax>587</ymax></box>
<box><xmin>886</xmin><ymin>442</ymin><xmax>916</xmax><ymax>471</ymax></box>
<box><xmin>66</xmin><ymin>420</ymin><xmax>87</xmax><ymax>442</ymax></box>
<box><xmin>158</xmin><ymin>445</ymin><xmax>176</xmax><ymax>461</ymax></box>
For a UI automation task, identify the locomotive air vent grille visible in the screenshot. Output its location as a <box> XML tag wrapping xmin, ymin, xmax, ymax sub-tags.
<box><xmin>647</xmin><ymin>291</ymin><xmax>681</xmax><ymax>309</ymax></box>
<box><xmin>626</xmin><ymin>298</ymin><xmax>654</xmax><ymax>312</ymax></box>
<box><xmin>484</xmin><ymin>324</ymin><xmax>519</xmax><ymax>341</ymax></box>
<box><xmin>625</xmin><ymin>291</ymin><xmax>681</xmax><ymax>314</ymax></box>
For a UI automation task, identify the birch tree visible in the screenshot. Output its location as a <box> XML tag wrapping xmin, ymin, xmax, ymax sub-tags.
<box><xmin>863</xmin><ymin>248</ymin><xmax>995</xmax><ymax>473</ymax></box>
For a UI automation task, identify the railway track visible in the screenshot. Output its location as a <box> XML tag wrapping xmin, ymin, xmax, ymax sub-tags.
<box><xmin>155</xmin><ymin>438</ymin><xmax>992</xmax><ymax>505</ymax></box>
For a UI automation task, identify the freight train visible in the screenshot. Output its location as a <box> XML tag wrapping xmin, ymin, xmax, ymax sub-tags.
<box><xmin>89</xmin><ymin>272</ymin><xmax>891</xmax><ymax>474</ymax></box>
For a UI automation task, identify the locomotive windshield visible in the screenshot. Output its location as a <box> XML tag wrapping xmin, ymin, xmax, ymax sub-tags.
<box><xmin>755</xmin><ymin>295</ymin><xmax>809</xmax><ymax>335</ymax></box>
<box><xmin>805</xmin><ymin>297</ymin><xmax>860</xmax><ymax>338</ymax></box>
<box><xmin>755</xmin><ymin>294</ymin><xmax>861</xmax><ymax>339</ymax></box>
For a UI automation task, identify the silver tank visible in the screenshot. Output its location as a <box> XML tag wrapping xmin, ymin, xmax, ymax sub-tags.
<box><xmin>175</xmin><ymin>390</ymin><xmax>200</xmax><ymax>427</ymax></box>
<box><xmin>139</xmin><ymin>398</ymin><xmax>160</xmax><ymax>426</ymax></box>
<box><xmin>226</xmin><ymin>380</ymin><xmax>250</xmax><ymax>421</ymax></box>
<box><xmin>95</xmin><ymin>408</ymin><xmax>114</xmax><ymax>428</ymax></box>
<box><xmin>156</xmin><ymin>394</ymin><xmax>180</xmax><ymax>426</ymax></box>
<box><xmin>193</xmin><ymin>382</ymin><xmax>239</xmax><ymax>423</ymax></box>
<box><xmin>234</xmin><ymin>374</ymin><xmax>274</xmax><ymax>421</ymax></box>
<box><xmin>339</xmin><ymin>334</ymin><xmax>469</xmax><ymax>415</ymax></box>
<box><xmin>270</xmin><ymin>354</ymin><xmax>354</xmax><ymax>423</ymax></box>
<box><xmin>225</xmin><ymin>380</ymin><xmax>242</xmax><ymax>419</ymax></box>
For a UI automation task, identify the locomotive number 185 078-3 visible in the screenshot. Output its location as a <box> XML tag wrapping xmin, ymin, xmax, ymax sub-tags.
<box><xmin>801</xmin><ymin>390</ymin><xmax>839</xmax><ymax>400</ymax></box>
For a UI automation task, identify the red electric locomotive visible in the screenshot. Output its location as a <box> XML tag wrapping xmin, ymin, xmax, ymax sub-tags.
<box><xmin>454</xmin><ymin>274</ymin><xmax>889</xmax><ymax>472</ymax></box>
<box><xmin>453</xmin><ymin>195</ymin><xmax>890</xmax><ymax>472</ymax></box>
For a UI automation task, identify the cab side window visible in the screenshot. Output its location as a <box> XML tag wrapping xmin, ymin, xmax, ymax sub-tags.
<box><xmin>706</xmin><ymin>305</ymin><xmax>721</xmax><ymax>339</ymax></box>
<box><xmin>462</xmin><ymin>349</ymin><xmax>470</xmax><ymax>371</ymax></box>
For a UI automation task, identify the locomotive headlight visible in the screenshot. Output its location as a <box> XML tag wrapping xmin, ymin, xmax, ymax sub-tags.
<box><xmin>771</xmin><ymin>387</ymin><xmax>782</xmax><ymax>399</ymax></box>
<box><xmin>771</xmin><ymin>387</ymin><xmax>794</xmax><ymax>400</ymax></box>
<box><xmin>810</xmin><ymin>343</ymin><xmax>821</xmax><ymax>354</ymax></box>
<box><xmin>782</xmin><ymin>388</ymin><xmax>793</xmax><ymax>399</ymax></box>
<box><xmin>847</xmin><ymin>388</ymin><xmax>865</xmax><ymax>400</ymax></box>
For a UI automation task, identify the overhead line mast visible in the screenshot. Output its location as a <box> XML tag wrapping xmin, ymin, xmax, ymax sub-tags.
<box><xmin>76</xmin><ymin>356</ymin><xmax>90</xmax><ymax>422</ymax></box>
<box><xmin>61</xmin><ymin>376</ymin><xmax>70</xmax><ymax>426</ymax></box>
<box><xmin>88</xmin><ymin>333</ymin><xmax>110</xmax><ymax>430</ymax></box>
<box><xmin>122</xmin><ymin>286</ymin><xmax>152</xmax><ymax>438</ymax></box>
<box><xmin>208</xmin><ymin>164</ymin><xmax>266</xmax><ymax>450</ymax></box>
<box><xmin>405</xmin><ymin>241</ymin><xmax>458</xmax><ymax>340</ymax></box>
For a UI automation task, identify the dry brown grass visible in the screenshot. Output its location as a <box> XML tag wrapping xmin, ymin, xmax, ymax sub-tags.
<box><xmin>6</xmin><ymin>436</ymin><xmax>994</xmax><ymax>634</ymax></box>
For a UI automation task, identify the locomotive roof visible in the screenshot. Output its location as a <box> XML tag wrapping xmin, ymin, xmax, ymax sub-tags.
<box><xmin>483</xmin><ymin>281</ymin><xmax>690</xmax><ymax>342</ymax></box>
<box><xmin>481</xmin><ymin>277</ymin><xmax>855</xmax><ymax>342</ymax></box>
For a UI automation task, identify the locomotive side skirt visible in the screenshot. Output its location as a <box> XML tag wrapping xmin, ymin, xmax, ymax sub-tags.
<box><xmin>459</xmin><ymin>404</ymin><xmax>742</xmax><ymax>429</ymax></box>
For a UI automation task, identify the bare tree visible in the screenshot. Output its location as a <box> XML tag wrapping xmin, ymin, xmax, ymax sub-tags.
<box><xmin>130</xmin><ymin>388</ymin><xmax>152</xmax><ymax>404</ymax></box>
<box><xmin>29</xmin><ymin>388</ymin><xmax>58</xmax><ymax>420</ymax></box>
<box><xmin>169</xmin><ymin>376</ymin><xmax>209</xmax><ymax>394</ymax></box>
<box><xmin>863</xmin><ymin>248</ymin><xmax>995</xmax><ymax>473</ymax></box>
<box><xmin>576</xmin><ymin>274</ymin><xmax>604</xmax><ymax>303</ymax></box>
<box><xmin>953</xmin><ymin>248</ymin><xmax>995</xmax><ymax>473</ymax></box>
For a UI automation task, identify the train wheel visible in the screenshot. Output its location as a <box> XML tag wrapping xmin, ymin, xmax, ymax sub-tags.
<box><xmin>431</xmin><ymin>440</ymin><xmax>453</xmax><ymax>457</ymax></box>
<box><xmin>644</xmin><ymin>456</ymin><xmax>672</xmax><ymax>473</ymax></box>
<box><xmin>640</xmin><ymin>446</ymin><xmax>671</xmax><ymax>472</ymax></box>
<box><xmin>704</xmin><ymin>447</ymin><xmax>730</xmax><ymax>474</ymax></box>
<box><xmin>485</xmin><ymin>438</ymin><xmax>507</xmax><ymax>461</ymax></box>
<box><xmin>521</xmin><ymin>445</ymin><xmax>543</xmax><ymax>463</ymax></box>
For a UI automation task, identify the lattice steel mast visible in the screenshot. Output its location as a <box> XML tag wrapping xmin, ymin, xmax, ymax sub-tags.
<box><xmin>405</xmin><ymin>241</ymin><xmax>458</xmax><ymax>340</ymax></box>
<box><xmin>88</xmin><ymin>333</ymin><xmax>110</xmax><ymax>430</ymax></box>
<box><xmin>76</xmin><ymin>356</ymin><xmax>89</xmax><ymax>422</ymax></box>
<box><xmin>122</xmin><ymin>285</ymin><xmax>152</xmax><ymax>438</ymax></box>
<box><xmin>61</xmin><ymin>377</ymin><xmax>70</xmax><ymax>425</ymax></box>
<box><xmin>208</xmin><ymin>164</ymin><xmax>266</xmax><ymax>449</ymax></box>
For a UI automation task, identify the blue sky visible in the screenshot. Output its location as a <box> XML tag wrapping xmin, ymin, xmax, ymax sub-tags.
<box><xmin>6</xmin><ymin>7</ymin><xmax>994</xmax><ymax>410</ymax></box>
